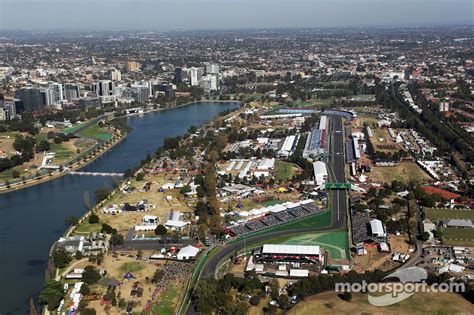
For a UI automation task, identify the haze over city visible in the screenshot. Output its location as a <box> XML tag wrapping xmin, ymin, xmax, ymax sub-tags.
<box><xmin>0</xmin><ymin>0</ymin><xmax>473</xmax><ymax>30</ymax></box>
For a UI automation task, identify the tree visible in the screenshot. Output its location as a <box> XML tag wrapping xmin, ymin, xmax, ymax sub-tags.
<box><xmin>81</xmin><ymin>308</ymin><xmax>96</xmax><ymax>315</ymax></box>
<box><xmin>155</xmin><ymin>225</ymin><xmax>167</xmax><ymax>240</ymax></box>
<box><xmin>152</xmin><ymin>269</ymin><xmax>164</xmax><ymax>284</ymax></box>
<box><xmin>52</xmin><ymin>248</ymin><xmax>71</xmax><ymax>268</ymax></box>
<box><xmin>278</xmin><ymin>294</ymin><xmax>290</xmax><ymax>309</ymax></box>
<box><xmin>110</xmin><ymin>234</ymin><xmax>124</xmax><ymax>246</ymax></box>
<box><xmin>101</xmin><ymin>223</ymin><xmax>115</xmax><ymax>234</ymax></box>
<box><xmin>136</xmin><ymin>172</ymin><xmax>145</xmax><ymax>181</ymax></box>
<box><xmin>75</xmin><ymin>250</ymin><xmax>83</xmax><ymax>260</ymax></box>
<box><xmin>88</xmin><ymin>213</ymin><xmax>99</xmax><ymax>224</ymax></box>
<box><xmin>422</xmin><ymin>231</ymin><xmax>430</xmax><ymax>242</ymax></box>
<box><xmin>12</xmin><ymin>170</ymin><xmax>20</xmax><ymax>178</ymax></box>
<box><xmin>80</xmin><ymin>283</ymin><xmax>91</xmax><ymax>295</ymax></box>
<box><xmin>179</xmin><ymin>185</ymin><xmax>192</xmax><ymax>194</ymax></box>
<box><xmin>64</xmin><ymin>216</ymin><xmax>79</xmax><ymax>226</ymax></box>
<box><xmin>36</xmin><ymin>140</ymin><xmax>50</xmax><ymax>152</ymax></box>
<box><xmin>82</xmin><ymin>265</ymin><xmax>101</xmax><ymax>284</ymax></box>
<box><xmin>39</xmin><ymin>280</ymin><xmax>64</xmax><ymax>311</ymax></box>
<box><xmin>94</xmin><ymin>188</ymin><xmax>110</xmax><ymax>203</ymax></box>
<box><xmin>341</xmin><ymin>291</ymin><xmax>352</xmax><ymax>301</ymax></box>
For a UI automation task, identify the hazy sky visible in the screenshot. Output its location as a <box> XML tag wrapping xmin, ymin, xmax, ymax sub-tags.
<box><xmin>0</xmin><ymin>0</ymin><xmax>472</xmax><ymax>30</ymax></box>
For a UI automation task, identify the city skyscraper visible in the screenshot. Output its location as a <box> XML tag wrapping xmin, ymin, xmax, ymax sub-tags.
<box><xmin>64</xmin><ymin>83</ymin><xmax>81</xmax><ymax>101</ymax></box>
<box><xmin>91</xmin><ymin>80</ymin><xmax>115</xmax><ymax>97</ymax></box>
<box><xmin>111</xmin><ymin>68</ymin><xmax>122</xmax><ymax>81</ymax></box>
<box><xmin>14</xmin><ymin>87</ymin><xmax>44</xmax><ymax>112</ymax></box>
<box><xmin>174</xmin><ymin>67</ymin><xmax>183</xmax><ymax>84</ymax></box>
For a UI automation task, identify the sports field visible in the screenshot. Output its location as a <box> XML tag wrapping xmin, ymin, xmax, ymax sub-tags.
<box><xmin>442</xmin><ymin>228</ymin><xmax>474</xmax><ymax>245</ymax></box>
<box><xmin>425</xmin><ymin>208</ymin><xmax>474</xmax><ymax>221</ymax></box>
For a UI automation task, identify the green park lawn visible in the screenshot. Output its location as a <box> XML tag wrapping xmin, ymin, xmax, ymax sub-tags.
<box><xmin>79</xmin><ymin>124</ymin><xmax>112</xmax><ymax>142</ymax></box>
<box><xmin>274</xmin><ymin>160</ymin><xmax>299</xmax><ymax>182</ymax></box>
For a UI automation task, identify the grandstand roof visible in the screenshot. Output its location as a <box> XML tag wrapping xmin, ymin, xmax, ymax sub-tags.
<box><xmin>313</xmin><ymin>161</ymin><xmax>328</xmax><ymax>176</ymax></box>
<box><xmin>262</xmin><ymin>244</ymin><xmax>320</xmax><ymax>256</ymax></box>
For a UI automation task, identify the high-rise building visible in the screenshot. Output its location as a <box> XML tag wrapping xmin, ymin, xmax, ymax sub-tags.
<box><xmin>205</xmin><ymin>62</ymin><xmax>219</xmax><ymax>75</ymax></box>
<box><xmin>130</xmin><ymin>84</ymin><xmax>150</xmax><ymax>103</ymax></box>
<box><xmin>1</xmin><ymin>96</ymin><xmax>18</xmax><ymax>120</ymax></box>
<box><xmin>126</xmin><ymin>60</ymin><xmax>141</xmax><ymax>72</ymax></box>
<box><xmin>48</xmin><ymin>82</ymin><xmax>64</xmax><ymax>104</ymax></box>
<box><xmin>14</xmin><ymin>87</ymin><xmax>44</xmax><ymax>112</ymax></box>
<box><xmin>40</xmin><ymin>88</ymin><xmax>55</xmax><ymax>107</ymax></box>
<box><xmin>91</xmin><ymin>80</ymin><xmax>115</xmax><ymax>97</ymax></box>
<box><xmin>64</xmin><ymin>83</ymin><xmax>81</xmax><ymax>101</ymax></box>
<box><xmin>200</xmin><ymin>74</ymin><xmax>219</xmax><ymax>92</ymax></box>
<box><xmin>111</xmin><ymin>68</ymin><xmax>122</xmax><ymax>81</ymax></box>
<box><xmin>152</xmin><ymin>83</ymin><xmax>175</xmax><ymax>98</ymax></box>
<box><xmin>190</xmin><ymin>67</ymin><xmax>202</xmax><ymax>86</ymax></box>
<box><xmin>79</xmin><ymin>97</ymin><xmax>102</xmax><ymax>110</ymax></box>
<box><xmin>174</xmin><ymin>67</ymin><xmax>183</xmax><ymax>84</ymax></box>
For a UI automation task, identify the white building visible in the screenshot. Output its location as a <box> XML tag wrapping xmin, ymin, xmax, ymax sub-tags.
<box><xmin>313</xmin><ymin>161</ymin><xmax>328</xmax><ymax>186</ymax></box>
<box><xmin>190</xmin><ymin>67</ymin><xmax>201</xmax><ymax>86</ymax></box>
<box><xmin>111</xmin><ymin>68</ymin><xmax>122</xmax><ymax>81</ymax></box>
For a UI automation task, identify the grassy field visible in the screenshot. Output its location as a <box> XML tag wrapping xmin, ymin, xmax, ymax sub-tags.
<box><xmin>50</xmin><ymin>143</ymin><xmax>74</xmax><ymax>162</ymax></box>
<box><xmin>148</xmin><ymin>285</ymin><xmax>179</xmax><ymax>315</ymax></box>
<box><xmin>288</xmin><ymin>291</ymin><xmax>473</xmax><ymax>315</ymax></box>
<box><xmin>79</xmin><ymin>124</ymin><xmax>112</xmax><ymax>141</ymax></box>
<box><xmin>278</xmin><ymin>231</ymin><xmax>349</xmax><ymax>260</ymax></box>
<box><xmin>442</xmin><ymin>228</ymin><xmax>474</xmax><ymax>245</ymax></box>
<box><xmin>369</xmin><ymin>161</ymin><xmax>432</xmax><ymax>184</ymax></box>
<box><xmin>425</xmin><ymin>208</ymin><xmax>474</xmax><ymax>221</ymax></box>
<box><xmin>274</xmin><ymin>160</ymin><xmax>299</xmax><ymax>182</ymax></box>
<box><xmin>74</xmin><ymin>221</ymin><xmax>102</xmax><ymax>234</ymax></box>
<box><xmin>119</xmin><ymin>261</ymin><xmax>145</xmax><ymax>273</ymax></box>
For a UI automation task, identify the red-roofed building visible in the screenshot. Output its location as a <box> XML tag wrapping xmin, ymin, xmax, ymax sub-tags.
<box><xmin>420</xmin><ymin>186</ymin><xmax>460</xmax><ymax>200</ymax></box>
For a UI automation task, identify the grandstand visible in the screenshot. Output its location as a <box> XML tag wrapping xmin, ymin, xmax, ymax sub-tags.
<box><xmin>226</xmin><ymin>199</ymin><xmax>325</xmax><ymax>237</ymax></box>
<box><xmin>351</xmin><ymin>212</ymin><xmax>370</xmax><ymax>244</ymax></box>
<box><xmin>254</xmin><ymin>244</ymin><xmax>321</xmax><ymax>264</ymax></box>
<box><xmin>303</xmin><ymin>128</ymin><xmax>325</xmax><ymax>158</ymax></box>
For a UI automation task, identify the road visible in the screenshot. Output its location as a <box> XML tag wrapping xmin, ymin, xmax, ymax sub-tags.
<box><xmin>185</xmin><ymin>115</ymin><xmax>348</xmax><ymax>314</ymax></box>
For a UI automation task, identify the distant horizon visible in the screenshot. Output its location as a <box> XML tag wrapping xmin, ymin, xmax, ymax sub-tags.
<box><xmin>0</xmin><ymin>0</ymin><xmax>472</xmax><ymax>31</ymax></box>
<box><xmin>0</xmin><ymin>23</ymin><xmax>473</xmax><ymax>34</ymax></box>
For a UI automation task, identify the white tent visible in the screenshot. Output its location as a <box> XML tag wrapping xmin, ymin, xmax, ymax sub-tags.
<box><xmin>177</xmin><ymin>245</ymin><xmax>200</xmax><ymax>260</ymax></box>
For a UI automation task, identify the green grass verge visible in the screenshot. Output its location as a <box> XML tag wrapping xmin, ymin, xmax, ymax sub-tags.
<box><xmin>147</xmin><ymin>285</ymin><xmax>179</xmax><ymax>315</ymax></box>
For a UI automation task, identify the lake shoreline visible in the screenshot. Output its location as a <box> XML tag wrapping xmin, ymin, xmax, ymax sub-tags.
<box><xmin>0</xmin><ymin>100</ymin><xmax>240</xmax><ymax>194</ymax></box>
